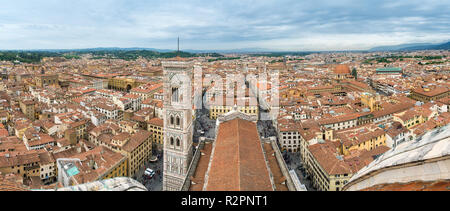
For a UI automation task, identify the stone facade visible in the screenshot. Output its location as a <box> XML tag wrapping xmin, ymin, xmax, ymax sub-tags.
<box><xmin>162</xmin><ymin>60</ymin><xmax>194</xmax><ymax>191</ymax></box>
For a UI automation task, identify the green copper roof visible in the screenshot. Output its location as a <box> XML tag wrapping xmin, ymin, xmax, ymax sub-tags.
<box><xmin>376</xmin><ymin>67</ymin><xmax>402</xmax><ymax>72</ymax></box>
<box><xmin>67</xmin><ymin>166</ymin><xmax>80</xmax><ymax>177</ymax></box>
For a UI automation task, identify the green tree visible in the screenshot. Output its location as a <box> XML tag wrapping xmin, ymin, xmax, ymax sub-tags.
<box><xmin>352</xmin><ymin>68</ymin><xmax>358</xmax><ymax>79</ymax></box>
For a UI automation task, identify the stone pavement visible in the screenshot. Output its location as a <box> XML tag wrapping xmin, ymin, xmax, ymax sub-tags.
<box><xmin>135</xmin><ymin>151</ymin><xmax>164</xmax><ymax>191</ymax></box>
<box><xmin>284</xmin><ymin>151</ymin><xmax>316</xmax><ymax>191</ymax></box>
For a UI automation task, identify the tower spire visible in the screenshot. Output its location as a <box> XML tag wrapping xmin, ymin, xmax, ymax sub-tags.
<box><xmin>177</xmin><ymin>37</ymin><xmax>180</xmax><ymax>56</ymax></box>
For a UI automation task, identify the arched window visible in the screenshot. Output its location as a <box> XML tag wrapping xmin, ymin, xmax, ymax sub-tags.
<box><xmin>176</xmin><ymin>116</ymin><xmax>181</xmax><ymax>126</ymax></box>
<box><xmin>172</xmin><ymin>87</ymin><xmax>179</xmax><ymax>102</ymax></box>
<box><xmin>170</xmin><ymin>115</ymin><xmax>174</xmax><ymax>125</ymax></box>
<box><xmin>176</xmin><ymin>138</ymin><xmax>180</xmax><ymax>147</ymax></box>
<box><xmin>170</xmin><ymin>137</ymin><xmax>174</xmax><ymax>145</ymax></box>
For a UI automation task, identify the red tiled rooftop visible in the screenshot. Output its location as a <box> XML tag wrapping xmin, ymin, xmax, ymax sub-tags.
<box><xmin>205</xmin><ymin>118</ymin><xmax>273</xmax><ymax>191</ymax></box>
<box><xmin>333</xmin><ymin>64</ymin><xmax>351</xmax><ymax>75</ymax></box>
<box><xmin>413</xmin><ymin>86</ymin><xmax>449</xmax><ymax>97</ymax></box>
<box><xmin>189</xmin><ymin>142</ymin><xmax>213</xmax><ymax>191</ymax></box>
<box><xmin>263</xmin><ymin>143</ymin><xmax>288</xmax><ymax>191</ymax></box>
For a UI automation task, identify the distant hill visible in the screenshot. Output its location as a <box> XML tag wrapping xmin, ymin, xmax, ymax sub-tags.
<box><xmin>183</xmin><ymin>48</ymin><xmax>276</xmax><ymax>54</ymax></box>
<box><xmin>435</xmin><ymin>42</ymin><xmax>450</xmax><ymax>49</ymax></box>
<box><xmin>30</xmin><ymin>47</ymin><xmax>174</xmax><ymax>53</ymax></box>
<box><xmin>24</xmin><ymin>47</ymin><xmax>281</xmax><ymax>54</ymax></box>
<box><xmin>27</xmin><ymin>47</ymin><xmax>313</xmax><ymax>56</ymax></box>
<box><xmin>370</xmin><ymin>41</ymin><xmax>450</xmax><ymax>51</ymax></box>
<box><xmin>369</xmin><ymin>43</ymin><xmax>433</xmax><ymax>51</ymax></box>
<box><xmin>0</xmin><ymin>49</ymin><xmax>204</xmax><ymax>63</ymax></box>
<box><xmin>401</xmin><ymin>42</ymin><xmax>450</xmax><ymax>51</ymax></box>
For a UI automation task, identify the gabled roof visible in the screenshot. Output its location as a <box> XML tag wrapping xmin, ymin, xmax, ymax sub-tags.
<box><xmin>205</xmin><ymin>118</ymin><xmax>273</xmax><ymax>191</ymax></box>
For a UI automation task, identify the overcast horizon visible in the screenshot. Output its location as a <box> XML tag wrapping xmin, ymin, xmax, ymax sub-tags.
<box><xmin>1</xmin><ymin>0</ymin><xmax>449</xmax><ymax>51</ymax></box>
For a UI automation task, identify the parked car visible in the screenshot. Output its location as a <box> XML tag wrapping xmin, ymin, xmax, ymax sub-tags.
<box><xmin>144</xmin><ymin>168</ymin><xmax>155</xmax><ymax>178</ymax></box>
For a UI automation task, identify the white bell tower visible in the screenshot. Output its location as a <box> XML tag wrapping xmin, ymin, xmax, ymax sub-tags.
<box><xmin>162</xmin><ymin>58</ymin><xmax>194</xmax><ymax>191</ymax></box>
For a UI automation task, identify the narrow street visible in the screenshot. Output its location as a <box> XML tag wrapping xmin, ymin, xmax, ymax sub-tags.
<box><xmin>284</xmin><ymin>151</ymin><xmax>316</xmax><ymax>191</ymax></box>
<box><xmin>257</xmin><ymin>120</ymin><xmax>277</xmax><ymax>138</ymax></box>
<box><xmin>256</xmin><ymin>107</ymin><xmax>316</xmax><ymax>191</ymax></box>
<box><xmin>193</xmin><ymin>108</ymin><xmax>217</xmax><ymax>143</ymax></box>
<box><xmin>193</xmin><ymin>91</ymin><xmax>217</xmax><ymax>143</ymax></box>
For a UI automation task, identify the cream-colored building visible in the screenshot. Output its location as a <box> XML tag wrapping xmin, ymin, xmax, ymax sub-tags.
<box><xmin>209</xmin><ymin>104</ymin><xmax>259</xmax><ymax>120</ymax></box>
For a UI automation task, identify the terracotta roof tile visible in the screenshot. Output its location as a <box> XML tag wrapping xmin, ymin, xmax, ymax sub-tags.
<box><xmin>205</xmin><ymin>118</ymin><xmax>273</xmax><ymax>191</ymax></box>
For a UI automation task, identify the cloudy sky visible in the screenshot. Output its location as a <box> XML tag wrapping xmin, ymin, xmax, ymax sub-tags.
<box><xmin>0</xmin><ymin>0</ymin><xmax>449</xmax><ymax>51</ymax></box>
